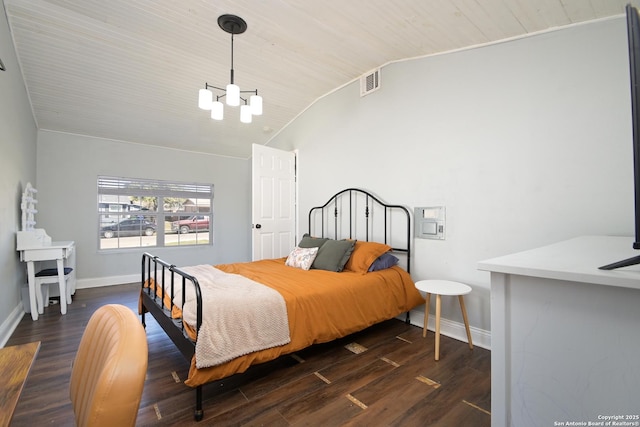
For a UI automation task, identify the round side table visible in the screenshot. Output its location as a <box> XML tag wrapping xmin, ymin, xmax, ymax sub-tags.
<box><xmin>415</xmin><ymin>279</ymin><xmax>473</xmax><ymax>361</ymax></box>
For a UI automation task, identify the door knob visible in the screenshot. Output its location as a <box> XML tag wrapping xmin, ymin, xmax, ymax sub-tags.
<box><xmin>255</xmin><ymin>224</ymin><xmax>262</xmax><ymax>229</ymax></box>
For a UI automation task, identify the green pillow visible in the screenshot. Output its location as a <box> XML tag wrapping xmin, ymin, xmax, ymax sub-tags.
<box><xmin>298</xmin><ymin>233</ymin><xmax>328</xmax><ymax>248</ymax></box>
<box><xmin>312</xmin><ymin>239</ymin><xmax>356</xmax><ymax>272</ymax></box>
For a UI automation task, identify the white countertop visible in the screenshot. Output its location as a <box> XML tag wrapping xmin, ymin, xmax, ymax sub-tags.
<box><xmin>478</xmin><ymin>235</ymin><xmax>640</xmax><ymax>290</ymax></box>
<box><xmin>17</xmin><ymin>241</ymin><xmax>74</xmax><ymax>250</ymax></box>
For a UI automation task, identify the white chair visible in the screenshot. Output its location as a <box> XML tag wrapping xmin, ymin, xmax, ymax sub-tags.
<box><xmin>34</xmin><ymin>267</ymin><xmax>74</xmax><ymax>315</ymax></box>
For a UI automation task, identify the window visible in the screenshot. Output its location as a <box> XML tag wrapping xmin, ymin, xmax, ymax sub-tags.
<box><xmin>98</xmin><ymin>176</ymin><xmax>213</xmax><ymax>250</ymax></box>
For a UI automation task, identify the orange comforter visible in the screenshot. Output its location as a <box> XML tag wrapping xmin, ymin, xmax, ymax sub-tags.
<box><xmin>181</xmin><ymin>257</ymin><xmax>424</xmax><ymax>387</ymax></box>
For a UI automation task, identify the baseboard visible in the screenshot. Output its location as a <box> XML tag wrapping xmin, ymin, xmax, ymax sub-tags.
<box><xmin>76</xmin><ymin>273</ymin><xmax>138</xmax><ymax>289</ymax></box>
<box><xmin>404</xmin><ymin>308</ymin><xmax>491</xmax><ymax>351</ymax></box>
<box><xmin>0</xmin><ymin>304</ymin><xmax>26</xmax><ymax>347</ymax></box>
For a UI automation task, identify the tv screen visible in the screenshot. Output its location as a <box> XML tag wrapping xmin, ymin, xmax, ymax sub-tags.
<box><xmin>599</xmin><ymin>4</ymin><xmax>640</xmax><ymax>270</ymax></box>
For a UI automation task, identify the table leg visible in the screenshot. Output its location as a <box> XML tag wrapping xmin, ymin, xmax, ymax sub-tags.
<box><xmin>66</xmin><ymin>246</ymin><xmax>75</xmax><ymax>303</ymax></box>
<box><xmin>435</xmin><ymin>294</ymin><xmax>441</xmax><ymax>361</ymax></box>
<box><xmin>423</xmin><ymin>293</ymin><xmax>431</xmax><ymax>338</ymax></box>
<box><xmin>26</xmin><ymin>261</ymin><xmax>38</xmax><ymax>321</ymax></box>
<box><xmin>458</xmin><ymin>295</ymin><xmax>473</xmax><ymax>349</ymax></box>
<box><xmin>56</xmin><ymin>259</ymin><xmax>67</xmax><ymax>315</ymax></box>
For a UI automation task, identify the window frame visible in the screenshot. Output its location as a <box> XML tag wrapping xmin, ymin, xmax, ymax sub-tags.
<box><xmin>97</xmin><ymin>176</ymin><xmax>214</xmax><ymax>250</ymax></box>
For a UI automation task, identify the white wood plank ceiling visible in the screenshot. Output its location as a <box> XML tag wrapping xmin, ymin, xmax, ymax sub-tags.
<box><xmin>3</xmin><ymin>0</ymin><xmax>637</xmax><ymax>158</ymax></box>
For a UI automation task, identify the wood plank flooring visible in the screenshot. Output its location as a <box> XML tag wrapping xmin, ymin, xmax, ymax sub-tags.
<box><xmin>6</xmin><ymin>283</ymin><xmax>490</xmax><ymax>426</ymax></box>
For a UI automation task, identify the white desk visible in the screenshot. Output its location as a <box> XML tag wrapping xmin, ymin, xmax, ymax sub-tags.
<box><xmin>18</xmin><ymin>239</ymin><xmax>76</xmax><ymax>321</ymax></box>
<box><xmin>478</xmin><ymin>236</ymin><xmax>640</xmax><ymax>427</ymax></box>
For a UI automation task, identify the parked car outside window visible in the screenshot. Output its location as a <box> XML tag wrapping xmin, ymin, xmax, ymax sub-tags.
<box><xmin>171</xmin><ymin>215</ymin><xmax>210</xmax><ymax>234</ymax></box>
<box><xmin>101</xmin><ymin>218</ymin><xmax>156</xmax><ymax>238</ymax></box>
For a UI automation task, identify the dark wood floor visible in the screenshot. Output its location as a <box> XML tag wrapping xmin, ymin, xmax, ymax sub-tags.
<box><xmin>6</xmin><ymin>283</ymin><xmax>490</xmax><ymax>426</ymax></box>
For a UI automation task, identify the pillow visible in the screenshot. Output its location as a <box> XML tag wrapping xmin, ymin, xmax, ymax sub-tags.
<box><xmin>285</xmin><ymin>246</ymin><xmax>319</xmax><ymax>270</ymax></box>
<box><xmin>368</xmin><ymin>252</ymin><xmax>399</xmax><ymax>272</ymax></box>
<box><xmin>312</xmin><ymin>239</ymin><xmax>356</xmax><ymax>272</ymax></box>
<box><xmin>344</xmin><ymin>241</ymin><xmax>392</xmax><ymax>273</ymax></box>
<box><xmin>298</xmin><ymin>233</ymin><xmax>328</xmax><ymax>248</ymax></box>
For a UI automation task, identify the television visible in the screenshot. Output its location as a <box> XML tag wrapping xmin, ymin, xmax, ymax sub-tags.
<box><xmin>600</xmin><ymin>4</ymin><xmax>640</xmax><ymax>270</ymax></box>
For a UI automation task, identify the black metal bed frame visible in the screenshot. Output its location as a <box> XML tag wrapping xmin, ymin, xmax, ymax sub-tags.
<box><xmin>140</xmin><ymin>254</ymin><xmax>205</xmax><ymax>418</ymax></box>
<box><xmin>139</xmin><ymin>188</ymin><xmax>411</xmax><ymax>421</ymax></box>
<box><xmin>309</xmin><ymin>188</ymin><xmax>411</xmax><ymax>273</ymax></box>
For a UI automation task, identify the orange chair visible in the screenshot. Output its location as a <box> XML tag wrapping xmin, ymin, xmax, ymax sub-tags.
<box><xmin>69</xmin><ymin>304</ymin><xmax>148</xmax><ymax>427</ymax></box>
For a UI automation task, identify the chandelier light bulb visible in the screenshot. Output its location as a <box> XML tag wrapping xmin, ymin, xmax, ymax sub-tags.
<box><xmin>198</xmin><ymin>89</ymin><xmax>213</xmax><ymax>110</ymax></box>
<box><xmin>240</xmin><ymin>104</ymin><xmax>252</xmax><ymax>123</ymax></box>
<box><xmin>211</xmin><ymin>101</ymin><xmax>224</xmax><ymax>120</ymax></box>
<box><xmin>250</xmin><ymin>94</ymin><xmax>263</xmax><ymax>115</ymax></box>
<box><xmin>226</xmin><ymin>84</ymin><xmax>240</xmax><ymax>106</ymax></box>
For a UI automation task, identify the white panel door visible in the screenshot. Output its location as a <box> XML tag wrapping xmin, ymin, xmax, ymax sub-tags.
<box><xmin>251</xmin><ymin>144</ymin><xmax>296</xmax><ymax>261</ymax></box>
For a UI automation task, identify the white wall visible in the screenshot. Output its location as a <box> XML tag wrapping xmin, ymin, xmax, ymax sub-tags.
<box><xmin>0</xmin><ymin>4</ymin><xmax>37</xmax><ymax>344</ymax></box>
<box><xmin>36</xmin><ymin>131</ymin><xmax>252</xmax><ymax>285</ymax></box>
<box><xmin>269</xmin><ymin>17</ymin><xmax>633</xmax><ymax>338</ymax></box>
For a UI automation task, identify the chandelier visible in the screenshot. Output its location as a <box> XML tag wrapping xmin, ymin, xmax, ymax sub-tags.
<box><xmin>198</xmin><ymin>14</ymin><xmax>262</xmax><ymax>123</ymax></box>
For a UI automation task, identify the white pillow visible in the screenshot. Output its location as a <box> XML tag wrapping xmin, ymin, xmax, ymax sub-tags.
<box><xmin>285</xmin><ymin>246</ymin><xmax>319</xmax><ymax>270</ymax></box>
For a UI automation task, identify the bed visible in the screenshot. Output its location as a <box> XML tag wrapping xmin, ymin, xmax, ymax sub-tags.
<box><xmin>139</xmin><ymin>188</ymin><xmax>424</xmax><ymax>421</ymax></box>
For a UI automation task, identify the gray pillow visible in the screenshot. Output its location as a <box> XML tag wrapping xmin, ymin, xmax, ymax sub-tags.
<box><xmin>312</xmin><ymin>239</ymin><xmax>356</xmax><ymax>272</ymax></box>
<box><xmin>368</xmin><ymin>252</ymin><xmax>399</xmax><ymax>271</ymax></box>
<box><xmin>298</xmin><ymin>233</ymin><xmax>328</xmax><ymax>248</ymax></box>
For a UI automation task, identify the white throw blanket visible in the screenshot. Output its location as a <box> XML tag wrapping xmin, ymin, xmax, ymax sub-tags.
<box><xmin>171</xmin><ymin>265</ymin><xmax>290</xmax><ymax>369</ymax></box>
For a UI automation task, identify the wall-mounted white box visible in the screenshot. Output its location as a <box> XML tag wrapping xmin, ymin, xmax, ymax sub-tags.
<box><xmin>415</xmin><ymin>206</ymin><xmax>445</xmax><ymax>240</ymax></box>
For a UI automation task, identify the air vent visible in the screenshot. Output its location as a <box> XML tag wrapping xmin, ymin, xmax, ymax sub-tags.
<box><xmin>360</xmin><ymin>68</ymin><xmax>380</xmax><ymax>97</ymax></box>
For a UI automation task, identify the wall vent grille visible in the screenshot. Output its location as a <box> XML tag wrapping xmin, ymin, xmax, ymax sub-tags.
<box><xmin>360</xmin><ymin>68</ymin><xmax>380</xmax><ymax>96</ymax></box>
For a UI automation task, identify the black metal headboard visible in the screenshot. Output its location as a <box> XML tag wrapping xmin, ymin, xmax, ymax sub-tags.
<box><xmin>308</xmin><ymin>188</ymin><xmax>411</xmax><ymax>273</ymax></box>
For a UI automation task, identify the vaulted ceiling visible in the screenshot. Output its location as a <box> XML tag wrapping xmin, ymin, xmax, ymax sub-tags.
<box><xmin>3</xmin><ymin>0</ymin><xmax>636</xmax><ymax>158</ymax></box>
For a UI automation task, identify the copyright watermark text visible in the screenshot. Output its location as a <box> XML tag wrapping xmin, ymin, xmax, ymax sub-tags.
<box><xmin>554</xmin><ymin>415</ymin><xmax>640</xmax><ymax>426</ymax></box>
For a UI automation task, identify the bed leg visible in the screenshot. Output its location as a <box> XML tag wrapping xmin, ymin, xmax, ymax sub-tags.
<box><xmin>405</xmin><ymin>311</ymin><xmax>411</xmax><ymax>324</ymax></box>
<box><xmin>194</xmin><ymin>385</ymin><xmax>203</xmax><ymax>421</ymax></box>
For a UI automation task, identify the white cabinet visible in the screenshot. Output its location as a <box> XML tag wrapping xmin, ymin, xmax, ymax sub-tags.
<box><xmin>479</xmin><ymin>236</ymin><xmax>640</xmax><ymax>427</ymax></box>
